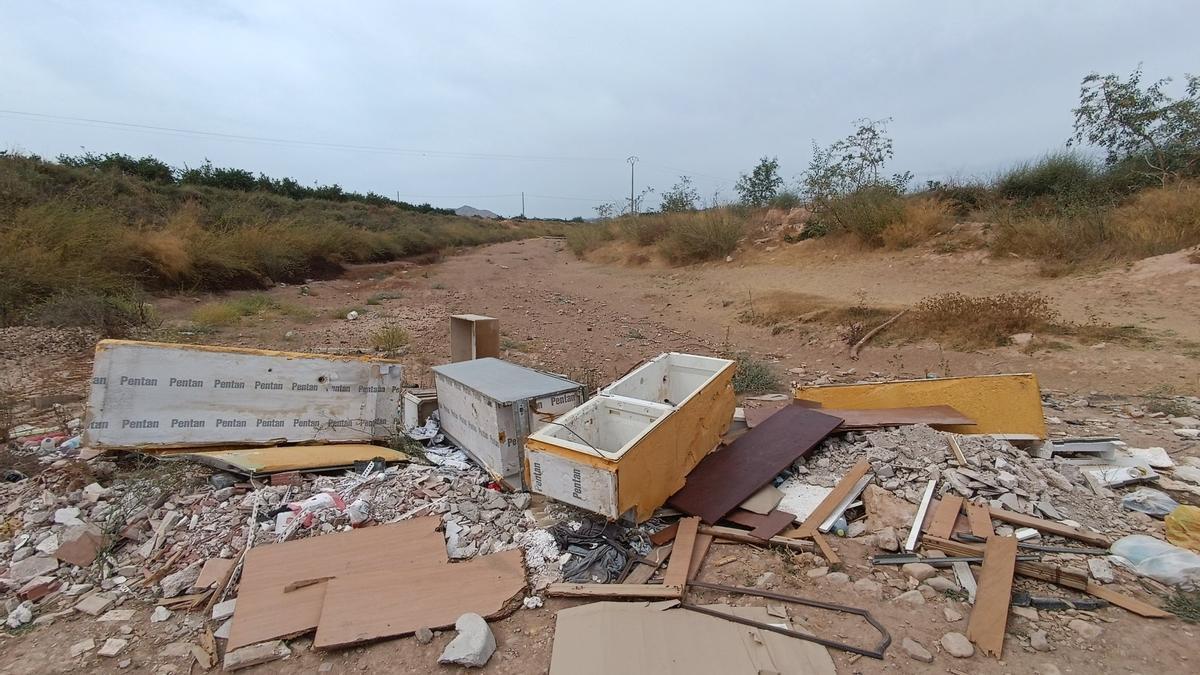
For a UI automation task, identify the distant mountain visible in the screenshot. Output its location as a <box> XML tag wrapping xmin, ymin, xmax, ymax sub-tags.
<box><xmin>456</xmin><ymin>205</ymin><xmax>502</xmax><ymax>219</ymax></box>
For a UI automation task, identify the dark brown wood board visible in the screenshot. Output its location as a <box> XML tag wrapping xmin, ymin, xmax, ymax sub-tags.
<box><xmin>669</xmin><ymin>406</ymin><xmax>842</xmax><ymax>523</ymax></box>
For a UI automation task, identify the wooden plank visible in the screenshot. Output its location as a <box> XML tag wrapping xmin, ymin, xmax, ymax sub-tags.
<box><xmin>195</xmin><ymin>558</ymin><xmax>234</xmax><ymax>590</ymax></box>
<box><xmin>669</xmin><ymin>407</ymin><xmax>843</xmax><ymax>524</ymax></box>
<box><xmin>227</xmin><ymin>517</ymin><xmax>446</xmax><ymax>651</ymax></box>
<box><xmin>698</xmin><ymin>525</ymin><xmax>816</xmax><ymax>553</ymax></box>
<box><xmin>965</xmin><ymin>501</ymin><xmax>994</xmax><ymax>538</ymax></box>
<box><xmin>924</xmin><ymin>536</ymin><xmax>1088</xmax><ymax>590</ymax></box>
<box><xmin>926</xmin><ymin>494</ymin><xmax>964</xmax><ymax>540</ymax></box>
<box><xmin>663</xmin><ymin>517</ymin><xmax>700</xmax><ymax>589</ymax></box>
<box><xmin>624</xmin><ymin>544</ymin><xmax>673</xmax><ymax>585</ymax></box>
<box><xmin>1085</xmin><ymin>581</ymin><xmax>1171</xmax><ymax>618</ymax></box>
<box><xmin>546</xmin><ymin>583</ymin><xmax>681</xmax><ymax>599</ymax></box>
<box><xmin>987</xmin><ymin>507</ymin><xmax>1110</xmax><ymax>548</ymax></box>
<box><xmin>790</xmin><ymin>459</ymin><xmax>872</xmax><ymax>538</ymax></box>
<box><xmin>313</xmin><ymin>548</ymin><xmax>526</xmax><ymax>649</ymax></box>
<box><xmin>810</xmin><ymin>533</ymin><xmax>841</xmax><ymax>570</ymax></box>
<box><xmin>723</xmin><ymin>509</ymin><xmax>796</xmax><ymax>541</ymax></box>
<box><xmin>687</xmin><ymin>534</ymin><xmax>714</xmax><ymax>582</ymax></box>
<box><xmin>946</xmin><ymin>435</ymin><xmax>967</xmax><ymax>465</ymax></box>
<box><xmin>649</xmin><ymin>522</ymin><xmax>678</xmax><ymax>546</ymax></box>
<box><xmin>967</xmin><ymin>536</ymin><xmax>1018</xmax><ymax>659</ymax></box>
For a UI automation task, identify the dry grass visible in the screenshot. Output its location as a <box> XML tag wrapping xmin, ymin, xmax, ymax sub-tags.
<box><xmin>190</xmin><ymin>293</ymin><xmax>307</xmax><ymax>327</ymax></box>
<box><xmin>880</xmin><ymin>197</ymin><xmax>956</xmax><ymax>249</ymax></box>
<box><xmin>657</xmin><ymin>208</ymin><xmax>747</xmax><ymax>263</ymax></box>
<box><xmin>370</xmin><ymin>325</ymin><xmax>410</xmax><ymax>353</ymax></box>
<box><xmin>906</xmin><ymin>292</ymin><xmax>1058</xmax><ymax>348</ymax></box>
<box><xmin>1108</xmin><ymin>182</ymin><xmax>1200</xmax><ymax>257</ymax></box>
<box><xmin>738</xmin><ymin>290</ymin><xmax>894</xmax><ymax>332</ymax></box>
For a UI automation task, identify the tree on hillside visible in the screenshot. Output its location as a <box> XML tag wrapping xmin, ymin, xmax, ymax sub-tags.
<box><xmin>1069</xmin><ymin>66</ymin><xmax>1200</xmax><ymax>186</ymax></box>
<box><xmin>735</xmin><ymin>157</ymin><xmax>784</xmax><ymax>206</ymax></box>
<box><xmin>660</xmin><ymin>175</ymin><xmax>700</xmax><ymax>212</ymax></box>
<box><xmin>801</xmin><ymin>118</ymin><xmax>911</xmax><ymax>204</ymax></box>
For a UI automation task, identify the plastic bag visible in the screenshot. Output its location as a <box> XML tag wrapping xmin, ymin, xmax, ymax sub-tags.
<box><xmin>1121</xmin><ymin>488</ymin><xmax>1179</xmax><ymax>518</ymax></box>
<box><xmin>1166</xmin><ymin>505</ymin><xmax>1200</xmax><ymax>553</ymax></box>
<box><xmin>1110</xmin><ymin>534</ymin><xmax>1200</xmax><ymax>587</ymax></box>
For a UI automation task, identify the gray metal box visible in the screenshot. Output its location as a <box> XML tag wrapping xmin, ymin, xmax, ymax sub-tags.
<box><xmin>432</xmin><ymin>358</ymin><xmax>584</xmax><ymax>487</ymax></box>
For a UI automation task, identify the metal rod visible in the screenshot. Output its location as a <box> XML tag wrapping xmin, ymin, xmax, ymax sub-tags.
<box><xmin>683</xmin><ymin>580</ymin><xmax>891</xmax><ymax>659</ymax></box>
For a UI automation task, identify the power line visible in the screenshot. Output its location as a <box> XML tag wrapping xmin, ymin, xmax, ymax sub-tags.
<box><xmin>0</xmin><ymin>109</ymin><xmax>624</xmax><ymax>163</ymax></box>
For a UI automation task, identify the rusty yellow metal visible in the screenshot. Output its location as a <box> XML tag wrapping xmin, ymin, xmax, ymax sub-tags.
<box><xmin>794</xmin><ymin>373</ymin><xmax>1046</xmax><ymax>438</ymax></box>
<box><xmin>174</xmin><ymin>443</ymin><xmax>409</xmax><ymax>475</ymax></box>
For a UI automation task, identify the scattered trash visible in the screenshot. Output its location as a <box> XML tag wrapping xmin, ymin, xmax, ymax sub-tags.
<box><xmin>1121</xmin><ymin>488</ymin><xmax>1180</xmax><ymax>518</ymax></box>
<box><xmin>1110</xmin><ymin>534</ymin><xmax>1200</xmax><ymax>587</ymax></box>
<box><xmin>1166</xmin><ymin>506</ymin><xmax>1200</xmax><ymax>553</ymax></box>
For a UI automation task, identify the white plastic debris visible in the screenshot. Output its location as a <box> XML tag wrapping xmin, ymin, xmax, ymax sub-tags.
<box><xmin>1110</xmin><ymin>534</ymin><xmax>1200</xmax><ymax>586</ymax></box>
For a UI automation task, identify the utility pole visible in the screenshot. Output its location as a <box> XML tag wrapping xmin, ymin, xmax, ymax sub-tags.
<box><xmin>521</xmin><ymin>192</ymin><xmax>525</xmax><ymax>218</ymax></box>
<box><xmin>627</xmin><ymin>156</ymin><xmax>639</xmax><ymax>215</ymax></box>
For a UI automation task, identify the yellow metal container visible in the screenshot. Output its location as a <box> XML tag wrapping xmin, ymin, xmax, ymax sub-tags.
<box><xmin>525</xmin><ymin>353</ymin><xmax>735</xmax><ymax>522</ymax></box>
<box><xmin>794</xmin><ymin>373</ymin><xmax>1047</xmax><ymax>439</ymax></box>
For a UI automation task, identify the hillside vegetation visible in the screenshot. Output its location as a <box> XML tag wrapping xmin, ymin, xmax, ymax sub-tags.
<box><xmin>0</xmin><ymin>153</ymin><xmax>562</xmax><ymax>329</ymax></box>
<box><xmin>570</xmin><ymin>68</ymin><xmax>1200</xmax><ymax>273</ymax></box>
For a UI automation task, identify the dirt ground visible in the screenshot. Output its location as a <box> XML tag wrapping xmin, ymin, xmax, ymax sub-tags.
<box><xmin>3</xmin><ymin>237</ymin><xmax>1200</xmax><ymax>674</ymax></box>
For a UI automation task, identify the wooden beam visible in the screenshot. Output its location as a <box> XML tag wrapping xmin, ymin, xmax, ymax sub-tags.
<box><xmin>624</xmin><ymin>544</ymin><xmax>673</xmax><ymax>585</ymax></box>
<box><xmin>945</xmin><ymin>434</ymin><xmax>967</xmax><ymax>465</ymax></box>
<box><xmin>687</xmin><ymin>534</ymin><xmax>713</xmax><ymax>582</ymax></box>
<box><xmin>965</xmin><ymin>501</ymin><xmax>994</xmax><ymax>538</ymax></box>
<box><xmin>986</xmin><ymin>508</ymin><xmax>1110</xmax><ymax>548</ymax></box>
<box><xmin>697</xmin><ymin>525</ymin><xmax>816</xmax><ymax>553</ymax></box>
<box><xmin>926</xmin><ymin>494</ymin><xmax>964</xmax><ymax>540</ymax></box>
<box><xmin>1085</xmin><ymin>581</ymin><xmax>1171</xmax><ymax>618</ymax></box>
<box><xmin>967</xmin><ymin>536</ymin><xmax>1018</xmax><ymax>659</ymax></box>
<box><xmin>811</xmin><ymin>533</ymin><xmax>841</xmax><ymax>570</ymax></box>
<box><xmin>923</xmin><ymin>536</ymin><xmax>1087</xmax><ymax>591</ymax></box>
<box><xmin>790</xmin><ymin>459</ymin><xmax>872</xmax><ymax>538</ymax></box>
<box><xmin>663</xmin><ymin>517</ymin><xmax>700</xmax><ymax>589</ymax></box>
<box><xmin>546</xmin><ymin>583</ymin><xmax>680</xmax><ymax>599</ymax></box>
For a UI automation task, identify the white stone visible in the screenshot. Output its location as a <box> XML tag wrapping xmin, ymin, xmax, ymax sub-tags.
<box><xmin>438</xmin><ymin>613</ymin><xmax>496</xmax><ymax>668</ymax></box>
<box><xmin>821</xmin><ymin>572</ymin><xmax>850</xmax><ymax>586</ymax></box>
<box><xmin>1069</xmin><ymin>618</ymin><xmax>1102</xmax><ymax>639</ymax></box>
<box><xmin>1169</xmin><ymin>416</ymin><xmax>1200</xmax><ymax>428</ymax></box>
<box><xmin>70</xmin><ymin>638</ymin><xmax>96</xmax><ymax>658</ymax></box>
<box><xmin>6</xmin><ymin>601</ymin><xmax>33</xmax><ymax>628</ymax></box>
<box><xmin>1088</xmin><ymin>558</ymin><xmax>1116</xmax><ymax>584</ymax></box>
<box><xmin>901</xmin><ymin>562</ymin><xmax>937</xmax><ymax>582</ymax></box>
<box><xmin>1030</xmin><ymin>629</ymin><xmax>1051</xmax><ymax>652</ymax></box>
<box><xmin>943</xmin><ymin>607</ymin><xmax>963</xmax><ymax>622</ymax></box>
<box><xmin>54</xmin><ymin>507</ymin><xmax>83</xmax><ymax>525</ymax></box>
<box><xmin>902</xmin><ymin>637</ymin><xmax>934</xmax><ymax>662</ymax></box>
<box><xmin>98</xmin><ymin>638</ymin><xmax>128</xmax><ymax>657</ymax></box>
<box><xmin>893</xmin><ymin>589</ymin><xmax>926</xmax><ymax>606</ymax></box>
<box><xmin>941</xmin><ymin>631</ymin><xmax>974</xmax><ymax>658</ymax></box>
<box><xmin>150</xmin><ymin>606</ymin><xmax>172</xmax><ymax>623</ymax></box>
<box><xmin>211</xmin><ymin>598</ymin><xmax>237</xmax><ymax>621</ymax></box>
<box><xmin>1175</xmin><ymin>428</ymin><xmax>1200</xmax><ymax>439</ymax></box>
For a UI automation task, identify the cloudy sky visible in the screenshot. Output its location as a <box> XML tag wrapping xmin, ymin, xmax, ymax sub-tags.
<box><xmin>1</xmin><ymin>1</ymin><xmax>1196</xmax><ymax>218</ymax></box>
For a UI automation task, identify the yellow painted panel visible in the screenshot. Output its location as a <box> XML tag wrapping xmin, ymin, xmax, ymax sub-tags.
<box><xmin>96</xmin><ymin>339</ymin><xmax>402</xmax><ymax>365</ymax></box>
<box><xmin>176</xmin><ymin>443</ymin><xmax>408</xmax><ymax>475</ymax></box>
<box><xmin>523</xmin><ymin>365</ymin><xmax>736</xmax><ymax>522</ymax></box>
<box><xmin>794</xmin><ymin>373</ymin><xmax>1046</xmax><ymax>438</ymax></box>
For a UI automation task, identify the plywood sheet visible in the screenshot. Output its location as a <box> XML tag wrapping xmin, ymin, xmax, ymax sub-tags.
<box><xmin>669</xmin><ymin>406</ymin><xmax>842</xmax><ymax>523</ymax></box>
<box><xmin>687</xmin><ymin>534</ymin><xmax>713</xmax><ymax>582</ymax></box>
<box><xmin>195</xmin><ymin>558</ymin><xmax>234</xmax><ymax>590</ymax></box>
<box><xmin>794</xmin><ymin>373</ymin><xmax>1046</xmax><ymax>438</ymax></box>
<box><xmin>738</xmin><ymin>484</ymin><xmax>784</xmax><ymax>515</ymax></box>
<box><xmin>313</xmin><ymin>548</ymin><xmax>525</xmax><ymax>649</ymax></box>
<box><xmin>226</xmin><ymin>518</ymin><xmax>445</xmax><ymax>650</ymax></box>
<box><xmin>824</xmin><ymin>405</ymin><xmax>976</xmax><ymax>428</ymax></box>
<box><xmin>83</xmin><ymin>340</ymin><xmax>404</xmax><ymax>449</ymax></box>
<box><xmin>966</xmin><ymin>500</ymin><xmax>994</xmax><ymax>538</ymax></box>
<box><xmin>967</xmin><ymin>535</ymin><xmax>1018</xmax><ymax>658</ymax></box>
<box><xmin>176</xmin><ymin>444</ymin><xmax>408</xmax><ymax>476</ymax></box>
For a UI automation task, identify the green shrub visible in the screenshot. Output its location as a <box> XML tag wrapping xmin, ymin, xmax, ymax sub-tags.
<box><xmin>617</xmin><ymin>215</ymin><xmax>673</xmax><ymax>246</ymax></box>
<box><xmin>817</xmin><ymin>185</ymin><xmax>905</xmax><ymax>246</ymax></box>
<box><xmin>729</xmin><ymin>352</ymin><xmax>782</xmax><ymax>394</ymax></box>
<box><xmin>370</xmin><ymin>325</ymin><xmax>410</xmax><ymax>352</ymax></box>
<box><xmin>768</xmin><ymin>191</ymin><xmax>803</xmax><ymax>210</ymax></box>
<box><xmin>996</xmin><ymin>151</ymin><xmax>1103</xmax><ymax>204</ymax></box>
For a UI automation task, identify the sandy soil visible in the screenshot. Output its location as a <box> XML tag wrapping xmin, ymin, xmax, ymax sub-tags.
<box><xmin>3</xmin><ymin>238</ymin><xmax>1199</xmax><ymax>674</ymax></box>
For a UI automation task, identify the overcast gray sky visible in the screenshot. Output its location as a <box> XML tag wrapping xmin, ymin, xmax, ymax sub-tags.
<box><xmin>2</xmin><ymin>1</ymin><xmax>1197</xmax><ymax>218</ymax></box>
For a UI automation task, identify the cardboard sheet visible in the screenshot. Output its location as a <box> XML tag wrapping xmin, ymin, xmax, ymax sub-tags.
<box><xmin>227</xmin><ymin>518</ymin><xmax>447</xmax><ymax>650</ymax></box>
<box><xmin>313</xmin><ymin>549</ymin><xmax>525</xmax><ymax>649</ymax></box>
<box><xmin>83</xmin><ymin>340</ymin><xmax>404</xmax><ymax>449</ymax></box>
<box><xmin>549</xmin><ymin>601</ymin><xmax>835</xmax><ymax>675</ymax></box>
<box><xmin>174</xmin><ymin>444</ymin><xmax>409</xmax><ymax>476</ymax></box>
<box><xmin>794</xmin><ymin>373</ymin><xmax>1046</xmax><ymax>438</ymax></box>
